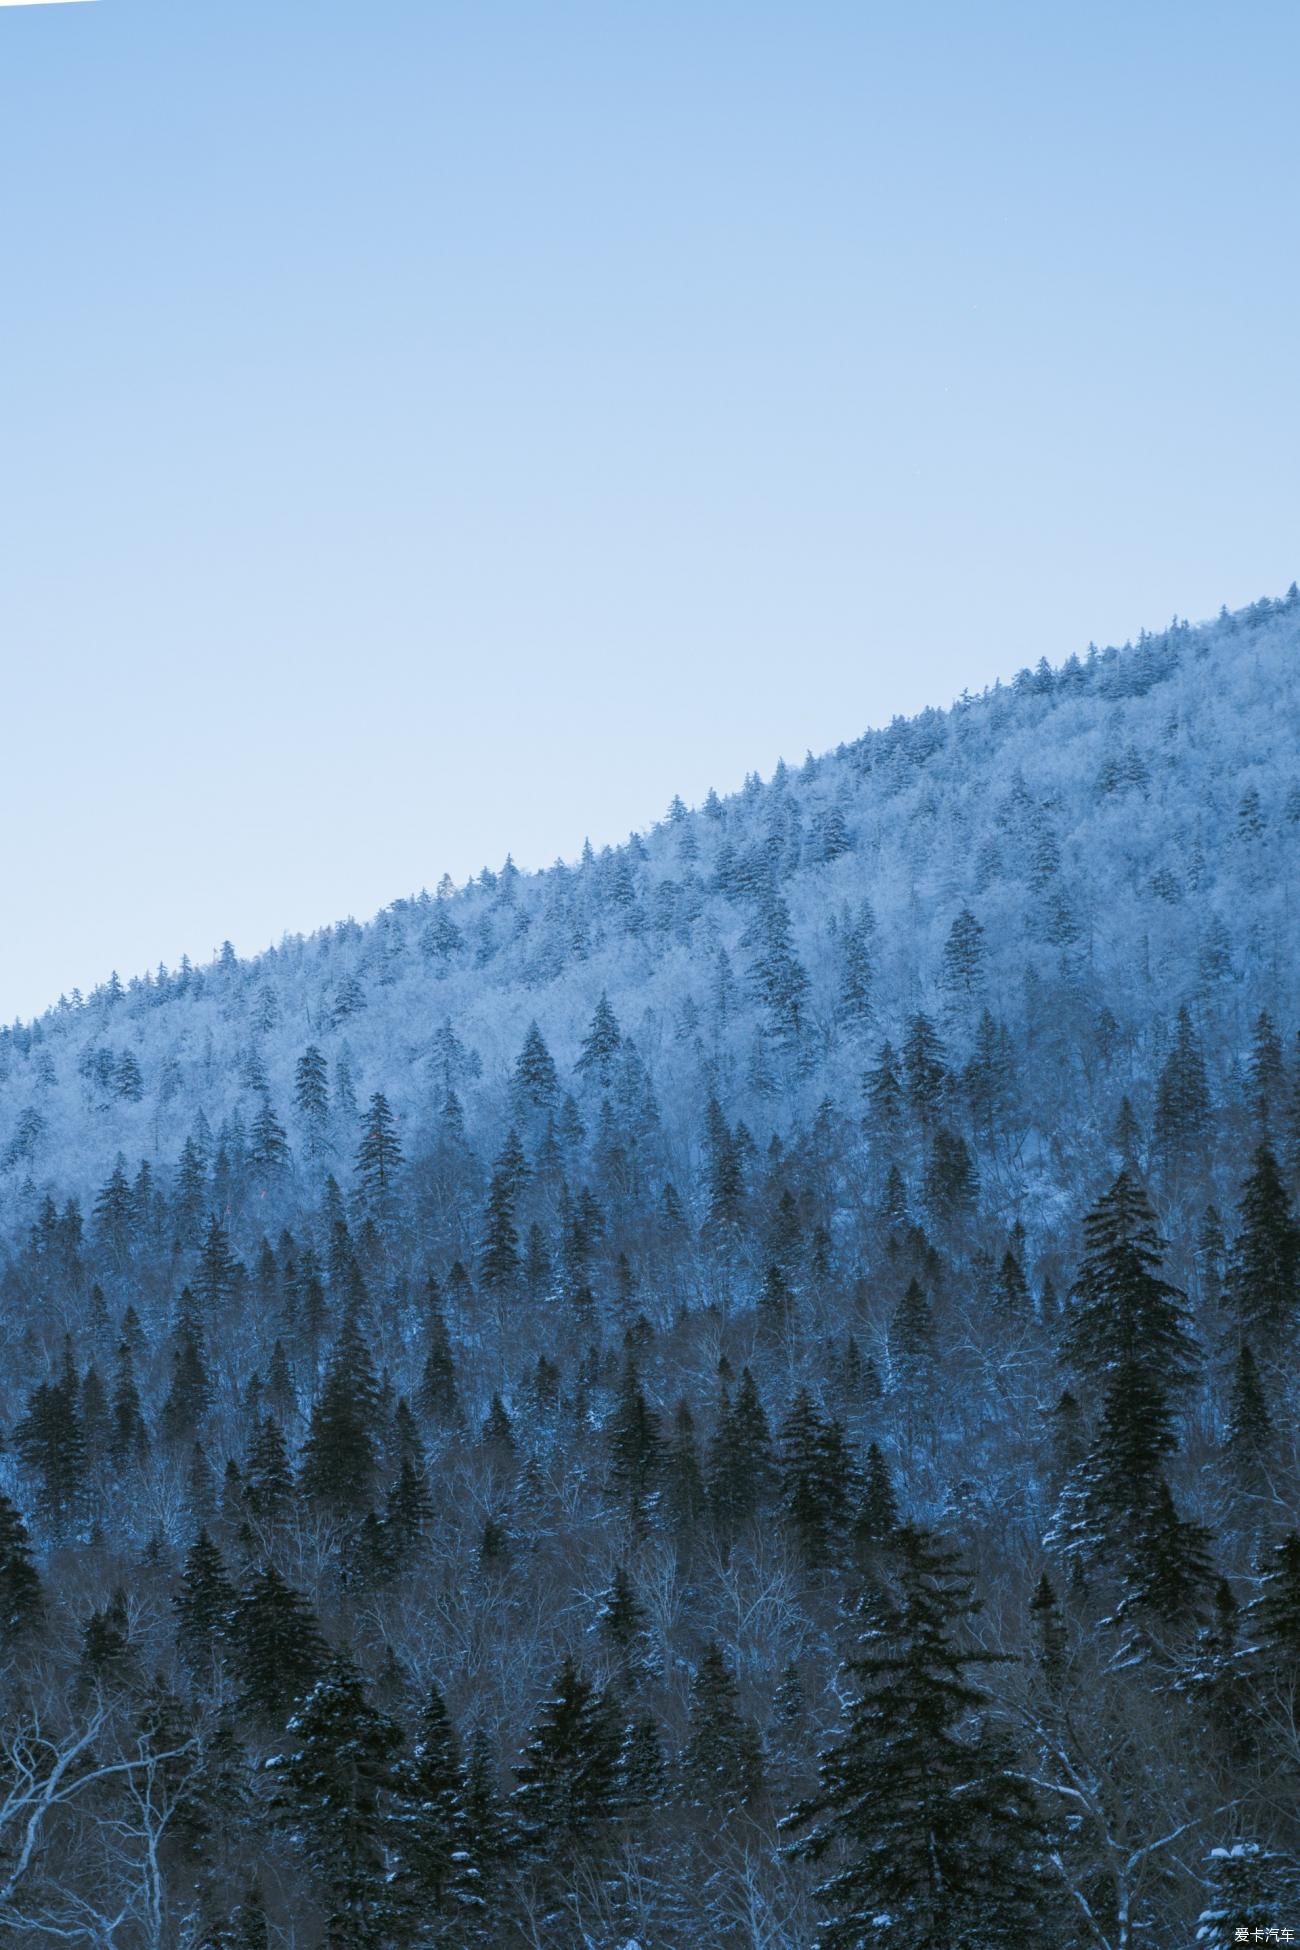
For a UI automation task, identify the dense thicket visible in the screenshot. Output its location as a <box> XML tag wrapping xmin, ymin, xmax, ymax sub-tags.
<box><xmin>0</xmin><ymin>592</ymin><xmax>1299</xmax><ymax>1944</ymax></box>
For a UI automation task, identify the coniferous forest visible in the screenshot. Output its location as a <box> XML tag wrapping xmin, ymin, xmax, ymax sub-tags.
<box><xmin>2</xmin><ymin>593</ymin><xmax>1300</xmax><ymax>1946</ymax></box>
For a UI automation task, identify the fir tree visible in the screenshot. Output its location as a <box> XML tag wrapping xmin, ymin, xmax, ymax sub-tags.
<box><xmin>1152</xmin><ymin>1004</ymin><xmax>1212</xmax><ymax>1164</ymax></box>
<box><xmin>355</xmin><ymin>1092</ymin><xmax>403</xmax><ymax>1205</ymax></box>
<box><xmin>707</xmin><ymin>1368</ymin><xmax>777</xmax><ymax>1537</ymax></box>
<box><xmin>682</xmin><ymin>1640</ymin><xmax>764</xmax><ymax>1811</ymax></box>
<box><xmin>1228</xmin><ymin>1143</ymin><xmax>1300</xmax><ymax>1345</ymax></box>
<box><xmin>394</xmin><ymin>1682</ymin><xmax>481</xmax><ymax>1925</ymax></box>
<box><xmin>0</xmin><ymin>1492</ymin><xmax>44</xmax><ymax>1644</ymax></box>
<box><xmin>513</xmin><ymin>1021</ymin><xmax>559</xmax><ymax>1109</ymax></box>
<box><xmin>231</xmin><ymin>1563</ymin><xmax>328</xmax><ymax>1723</ymax></box>
<box><xmin>779</xmin><ymin>1389</ymin><xmax>854</xmax><ymax>1568</ymax></box>
<box><xmin>783</xmin><ymin>1525</ymin><xmax>1053</xmax><ymax>1949</ymax></box>
<box><xmin>510</xmin><ymin>1655</ymin><xmax>622</xmax><ymax>1861</ymax></box>
<box><xmin>174</xmin><ymin>1529</ymin><xmax>236</xmax><ymax>1672</ymax></box>
<box><xmin>295</xmin><ymin>1043</ymin><xmax>332</xmax><ymax>1150</ymax></box>
<box><xmin>270</xmin><ymin>1653</ymin><xmax>406</xmax><ymax>1949</ymax></box>
<box><xmin>576</xmin><ymin>991</ymin><xmax>623</xmax><ymax>1085</ymax></box>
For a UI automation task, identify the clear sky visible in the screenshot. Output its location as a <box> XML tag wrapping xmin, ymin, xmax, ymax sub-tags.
<box><xmin>2</xmin><ymin>1</ymin><xmax>1298</xmax><ymax>1022</ymax></box>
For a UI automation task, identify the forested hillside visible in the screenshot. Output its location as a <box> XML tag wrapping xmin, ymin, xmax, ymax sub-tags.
<box><xmin>1</xmin><ymin>590</ymin><xmax>1299</xmax><ymax>1947</ymax></box>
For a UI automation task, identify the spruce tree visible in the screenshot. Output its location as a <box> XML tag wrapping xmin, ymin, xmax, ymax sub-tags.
<box><xmin>231</xmin><ymin>1563</ymin><xmax>328</xmax><ymax>1723</ymax></box>
<box><xmin>270</xmin><ymin>1653</ymin><xmax>405</xmax><ymax>1949</ymax></box>
<box><xmin>779</xmin><ymin>1389</ymin><xmax>853</xmax><ymax>1568</ymax></box>
<box><xmin>510</xmin><ymin>1655</ymin><xmax>622</xmax><ymax>1861</ymax></box>
<box><xmin>1152</xmin><ymin>1004</ymin><xmax>1212</xmax><ymax>1165</ymax></box>
<box><xmin>783</xmin><ymin>1525</ymin><xmax>1053</xmax><ymax>1949</ymax></box>
<box><xmin>707</xmin><ymin>1368</ymin><xmax>777</xmax><ymax>1537</ymax></box>
<box><xmin>0</xmin><ymin>1492</ymin><xmax>43</xmax><ymax>1644</ymax></box>
<box><xmin>355</xmin><ymin>1092</ymin><xmax>403</xmax><ymax>1206</ymax></box>
<box><xmin>1058</xmin><ymin>1171</ymin><xmax>1198</xmax><ymax>1554</ymax></box>
<box><xmin>576</xmin><ymin>991</ymin><xmax>623</xmax><ymax>1085</ymax></box>
<box><xmin>394</xmin><ymin>1682</ymin><xmax>482</xmax><ymax>1926</ymax></box>
<box><xmin>1228</xmin><ymin>1143</ymin><xmax>1300</xmax><ymax>1345</ymax></box>
<box><xmin>174</xmin><ymin>1528</ymin><xmax>236</xmax><ymax>1672</ymax></box>
<box><xmin>682</xmin><ymin>1640</ymin><xmax>764</xmax><ymax>1812</ymax></box>
<box><xmin>513</xmin><ymin>1021</ymin><xmax>559</xmax><ymax>1109</ymax></box>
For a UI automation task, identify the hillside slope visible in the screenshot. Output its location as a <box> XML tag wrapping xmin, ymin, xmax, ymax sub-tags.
<box><xmin>0</xmin><ymin>590</ymin><xmax>1297</xmax><ymax>1945</ymax></box>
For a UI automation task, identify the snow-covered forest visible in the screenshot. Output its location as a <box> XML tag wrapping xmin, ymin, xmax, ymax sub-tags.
<box><xmin>1</xmin><ymin>589</ymin><xmax>1299</xmax><ymax>1946</ymax></box>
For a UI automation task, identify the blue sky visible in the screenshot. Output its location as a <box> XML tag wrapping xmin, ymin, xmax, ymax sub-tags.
<box><xmin>2</xmin><ymin>1</ymin><xmax>1298</xmax><ymax>1020</ymax></box>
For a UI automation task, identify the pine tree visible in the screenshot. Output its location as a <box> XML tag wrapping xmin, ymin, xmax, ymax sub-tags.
<box><xmin>250</xmin><ymin>1097</ymin><xmax>291</xmax><ymax>1180</ymax></box>
<box><xmin>109</xmin><ymin>1337</ymin><xmax>149</xmax><ymax>1468</ymax></box>
<box><xmin>1058</xmin><ymin>1170</ymin><xmax>1199</xmax><ymax>1552</ymax></box>
<box><xmin>779</xmin><ymin>1389</ymin><xmax>853</xmax><ymax>1568</ymax></box>
<box><xmin>160</xmin><ymin>1306</ymin><xmax>212</xmax><ymax>1445</ymax></box>
<box><xmin>295</xmin><ymin>1044</ymin><xmax>331</xmax><ymax>1154</ymax></box>
<box><xmin>1246</xmin><ymin>1531</ymin><xmax>1300</xmax><ymax>1704</ymax></box>
<box><xmin>707</xmin><ymin>1368</ymin><xmax>777</xmax><ymax>1537</ymax></box>
<box><xmin>0</xmin><ymin>1492</ymin><xmax>44</xmax><ymax>1644</ymax></box>
<box><xmin>243</xmin><ymin>1415</ymin><xmax>295</xmax><ymax>1527</ymax></box>
<box><xmin>270</xmin><ymin>1653</ymin><xmax>405</xmax><ymax>1949</ymax></box>
<box><xmin>14</xmin><ymin>1359</ymin><xmax>86</xmax><ymax>1536</ymax></box>
<box><xmin>1228</xmin><ymin>1143</ymin><xmax>1300</xmax><ymax>1345</ymax></box>
<box><xmin>174</xmin><ymin>1529</ymin><xmax>236</xmax><ymax>1672</ymax></box>
<box><xmin>231</xmin><ymin>1563</ymin><xmax>328</xmax><ymax>1723</ymax></box>
<box><xmin>1196</xmin><ymin>1842</ymin><xmax>1300</xmax><ymax>1947</ymax></box>
<box><xmin>394</xmin><ymin>1682</ymin><xmax>481</xmax><ymax>1925</ymax></box>
<box><xmin>576</xmin><ymin>991</ymin><xmax>623</xmax><ymax>1085</ymax></box>
<box><xmin>478</xmin><ymin>1136</ymin><xmax>522</xmax><ymax>1296</ymax></box>
<box><xmin>836</xmin><ymin>905</ymin><xmax>875</xmax><ymax>1031</ymax></box>
<box><xmin>683</xmin><ymin>1640</ymin><xmax>764</xmax><ymax>1812</ymax></box>
<box><xmin>513</xmin><ymin>1021</ymin><xmax>559</xmax><ymax>1109</ymax></box>
<box><xmin>902</xmin><ymin>1013</ymin><xmax>948</xmax><ymax>1127</ymax></box>
<box><xmin>940</xmin><ymin>907</ymin><xmax>986</xmax><ymax>997</ymax></box>
<box><xmin>607</xmin><ymin>1359</ymin><xmax>663</xmax><ymax>1526</ymax></box>
<box><xmin>510</xmin><ymin>1655</ymin><xmax>622</xmax><ymax>1861</ymax></box>
<box><xmin>355</xmin><ymin>1092</ymin><xmax>403</xmax><ymax>1206</ymax></box>
<box><xmin>1152</xmin><ymin>1005</ymin><xmax>1212</xmax><ymax>1165</ymax></box>
<box><xmin>853</xmin><ymin>1441</ymin><xmax>900</xmax><ymax>1549</ymax></box>
<box><xmin>299</xmin><ymin>1311</ymin><xmax>381</xmax><ymax>1512</ymax></box>
<box><xmin>416</xmin><ymin>1307</ymin><xmax>462</xmax><ymax>1426</ymax></box>
<box><xmin>783</xmin><ymin>1526</ymin><xmax>1053</xmax><ymax>1949</ymax></box>
<box><xmin>1226</xmin><ymin>1342</ymin><xmax>1272</xmax><ymax>1493</ymax></box>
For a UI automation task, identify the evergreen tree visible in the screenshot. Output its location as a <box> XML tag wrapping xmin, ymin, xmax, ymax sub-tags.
<box><xmin>0</xmin><ymin>1492</ymin><xmax>44</xmax><ymax>1644</ymax></box>
<box><xmin>853</xmin><ymin>1441</ymin><xmax>900</xmax><ymax>1549</ymax></box>
<box><xmin>300</xmin><ymin>1312</ymin><xmax>381</xmax><ymax>1512</ymax></box>
<box><xmin>1058</xmin><ymin>1170</ymin><xmax>1199</xmax><ymax>1552</ymax></box>
<box><xmin>295</xmin><ymin>1044</ymin><xmax>332</xmax><ymax>1153</ymax></box>
<box><xmin>513</xmin><ymin>1021</ymin><xmax>559</xmax><ymax>1109</ymax></box>
<box><xmin>510</xmin><ymin>1656</ymin><xmax>622</xmax><ymax>1861</ymax></box>
<box><xmin>940</xmin><ymin>907</ymin><xmax>986</xmax><ymax>997</ymax></box>
<box><xmin>576</xmin><ymin>991</ymin><xmax>623</xmax><ymax>1085</ymax></box>
<box><xmin>707</xmin><ymin>1368</ymin><xmax>777</xmax><ymax>1536</ymax></box>
<box><xmin>1228</xmin><ymin>1143</ymin><xmax>1300</xmax><ymax>1345</ymax></box>
<box><xmin>174</xmin><ymin>1529</ymin><xmax>236</xmax><ymax>1672</ymax></box>
<box><xmin>1196</xmin><ymin>1842</ymin><xmax>1300</xmax><ymax>1947</ymax></box>
<box><xmin>1246</xmin><ymin>1531</ymin><xmax>1300</xmax><ymax>1704</ymax></box>
<box><xmin>14</xmin><ymin>1359</ymin><xmax>86</xmax><ymax>1536</ymax></box>
<box><xmin>682</xmin><ymin>1640</ymin><xmax>764</xmax><ymax>1811</ymax></box>
<box><xmin>783</xmin><ymin>1525</ymin><xmax>1053</xmax><ymax>1949</ymax></box>
<box><xmin>1152</xmin><ymin>1004</ymin><xmax>1212</xmax><ymax>1164</ymax></box>
<box><xmin>270</xmin><ymin>1653</ymin><xmax>406</xmax><ymax>1949</ymax></box>
<box><xmin>902</xmin><ymin>1013</ymin><xmax>948</xmax><ymax>1127</ymax></box>
<box><xmin>478</xmin><ymin>1135</ymin><xmax>522</xmax><ymax>1296</ymax></box>
<box><xmin>231</xmin><ymin>1563</ymin><xmax>328</xmax><ymax>1723</ymax></box>
<box><xmin>250</xmin><ymin>1096</ymin><xmax>291</xmax><ymax>1179</ymax></box>
<box><xmin>779</xmin><ymin>1389</ymin><xmax>853</xmax><ymax>1568</ymax></box>
<box><xmin>1226</xmin><ymin>1342</ymin><xmax>1272</xmax><ymax>1493</ymax></box>
<box><xmin>355</xmin><ymin>1092</ymin><xmax>403</xmax><ymax>1205</ymax></box>
<box><xmin>394</xmin><ymin>1682</ymin><xmax>481</xmax><ymax>1926</ymax></box>
<box><xmin>607</xmin><ymin>1359</ymin><xmax>663</xmax><ymax>1526</ymax></box>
